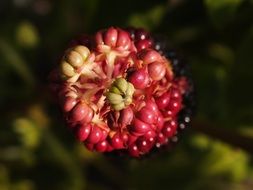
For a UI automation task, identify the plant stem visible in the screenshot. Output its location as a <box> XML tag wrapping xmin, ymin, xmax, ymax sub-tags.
<box><xmin>191</xmin><ymin>119</ymin><xmax>253</xmax><ymax>154</ymax></box>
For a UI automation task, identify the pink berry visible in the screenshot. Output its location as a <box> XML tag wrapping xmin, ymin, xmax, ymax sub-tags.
<box><xmin>139</xmin><ymin>49</ymin><xmax>162</xmax><ymax>64</ymax></box>
<box><xmin>128</xmin><ymin>68</ymin><xmax>149</xmax><ymax>89</ymax></box>
<box><xmin>100</xmin><ymin>129</ymin><xmax>109</xmax><ymax>141</ymax></box>
<box><xmin>76</xmin><ymin>124</ymin><xmax>91</xmax><ymax>141</ymax></box>
<box><xmin>116</xmin><ymin>29</ymin><xmax>131</xmax><ymax>50</ymax></box>
<box><xmin>70</xmin><ymin>102</ymin><xmax>90</xmax><ymax>122</ymax></box>
<box><xmin>62</xmin><ymin>97</ymin><xmax>77</xmax><ymax>112</ymax></box>
<box><xmin>87</xmin><ymin>125</ymin><xmax>103</xmax><ymax>144</ymax></box>
<box><xmin>148</xmin><ymin>61</ymin><xmax>166</xmax><ymax>81</ymax></box>
<box><xmin>104</xmin><ymin>27</ymin><xmax>118</xmax><ymax>47</ymax></box>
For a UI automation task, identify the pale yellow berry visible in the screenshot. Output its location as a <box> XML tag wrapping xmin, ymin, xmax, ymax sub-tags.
<box><xmin>73</xmin><ymin>45</ymin><xmax>90</xmax><ymax>61</ymax></box>
<box><xmin>67</xmin><ymin>51</ymin><xmax>83</xmax><ymax>68</ymax></box>
<box><xmin>60</xmin><ymin>61</ymin><xmax>75</xmax><ymax>77</ymax></box>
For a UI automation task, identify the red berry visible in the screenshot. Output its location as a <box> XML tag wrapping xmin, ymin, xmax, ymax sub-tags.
<box><xmin>116</xmin><ymin>29</ymin><xmax>131</xmax><ymax>50</ymax></box>
<box><xmin>135</xmin><ymin>39</ymin><xmax>152</xmax><ymax>51</ymax></box>
<box><xmin>155</xmin><ymin>92</ymin><xmax>171</xmax><ymax>109</ymax></box>
<box><xmin>95</xmin><ymin>140</ymin><xmax>108</xmax><ymax>152</ymax></box>
<box><xmin>144</xmin><ymin>130</ymin><xmax>156</xmax><ymax>143</ymax></box>
<box><xmin>128</xmin><ymin>144</ymin><xmax>140</xmax><ymax>157</ymax></box>
<box><xmin>100</xmin><ymin>129</ymin><xmax>109</xmax><ymax>141</ymax></box>
<box><xmin>119</xmin><ymin>107</ymin><xmax>134</xmax><ymax>127</ymax></box>
<box><xmin>127</xmin><ymin>134</ymin><xmax>138</xmax><ymax>145</ymax></box>
<box><xmin>70</xmin><ymin>102</ymin><xmax>89</xmax><ymax>122</ymax></box>
<box><xmin>137</xmin><ymin>107</ymin><xmax>157</xmax><ymax>124</ymax></box>
<box><xmin>104</xmin><ymin>27</ymin><xmax>118</xmax><ymax>47</ymax></box>
<box><xmin>110</xmin><ymin>132</ymin><xmax>125</xmax><ymax>149</ymax></box>
<box><xmin>84</xmin><ymin>142</ymin><xmax>94</xmax><ymax>151</ymax></box>
<box><xmin>137</xmin><ymin>137</ymin><xmax>154</xmax><ymax>153</ymax></box>
<box><xmin>167</xmin><ymin>99</ymin><xmax>182</xmax><ymax>115</ymax></box>
<box><xmin>156</xmin><ymin>112</ymin><xmax>165</xmax><ymax>131</ymax></box>
<box><xmin>87</xmin><ymin>125</ymin><xmax>103</xmax><ymax>144</ymax></box>
<box><xmin>135</xmin><ymin>29</ymin><xmax>149</xmax><ymax>40</ymax></box>
<box><xmin>145</xmin><ymin>99</ymin><xmax>159</xmax><ymax>115</ymax></box>
<box><xmin>62</xmin><ymin>97</ymin><xmax>77</xmax><ymax>112</ymax></box>
<box><xmin>130</xmin><ymin>118</ymin><xmax>152</xmax><ymax>135</ymax></box>
<box><xmin>128</xmin><ymin>68</ymin><xmax>149</xmax><ymax>89</ymax></box>
<box><xmin>170</xmin><ymin>87</ymin><xmax>181</xmax><ymax>100</ymax></box>
<box><xmin>156</xmin><ymin>133</ymin><xmax>167</xmax><ymax>145</ymax></box>
<box><xmin>76</xmin><ymin>124</ymin><xmax>91</xmax><ymax>141</ymax></box>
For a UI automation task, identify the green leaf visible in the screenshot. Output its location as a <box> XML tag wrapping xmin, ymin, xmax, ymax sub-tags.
<box><xmin>205</xmin><ymin>0</ymin><xmax>244</xmax><ymax>28</ymax></box>
<box><xmin>16</xmin><ymin>21</ymin><xmax>39</xmax><ymax>49</ymax></box>
<box><xmin>127</xmin><ymin>4</ymin><xmax>166</xmax><ymax>30</ymax></box>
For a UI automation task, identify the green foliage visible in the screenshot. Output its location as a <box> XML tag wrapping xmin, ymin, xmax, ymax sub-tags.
<box><xmin>0</xmin><ymin>0</ymin><xmax>253</xmax><ymax>189</ymax></box>
<box><xmin>205</xmin><ymin>0</ymin><xmax>244</xmax><ymax>28</ymax></box>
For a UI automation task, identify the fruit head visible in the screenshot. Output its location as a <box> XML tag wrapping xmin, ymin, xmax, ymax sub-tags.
<box><xmin>49</xmin><ymin>27</ymin><xmax>195</xmax><ymax>158</ymax></box>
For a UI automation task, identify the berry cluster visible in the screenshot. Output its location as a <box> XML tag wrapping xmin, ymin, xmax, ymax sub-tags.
<box><xmin>49</xmin><ymin>27</ymin><xmax>195</xmax><ymax>157</ymax></box>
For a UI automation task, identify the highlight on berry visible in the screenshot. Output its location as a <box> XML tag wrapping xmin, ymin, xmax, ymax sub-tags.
<box><xmin>49</xmin><ymin>27</ymin><xmax>195</xmax><ymax>157</ymax></box>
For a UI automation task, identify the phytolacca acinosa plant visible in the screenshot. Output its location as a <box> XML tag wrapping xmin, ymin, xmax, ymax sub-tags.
<box><xmin>49</xmin><ymin>27</ymin><xmax>195</xmax><ymax>157</ymax></box>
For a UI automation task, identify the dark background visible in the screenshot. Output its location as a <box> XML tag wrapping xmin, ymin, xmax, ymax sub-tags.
<box><xmin>0</xmin><ymin>0</ymin><xmax>253</xmax><ymax>189</ymax></box>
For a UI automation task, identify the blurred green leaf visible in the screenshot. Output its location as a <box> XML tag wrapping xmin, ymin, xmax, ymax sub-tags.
<box><xmin>0</xmin><ymin>39</ymin><xmax>35</xmax><ymax>86</ymax></box>
<box><xmin>128</xmin><ymin>4</ymin><xmax>167</xmax><ymax>30</ymax></box>
<box><xmin>16</xmin><ymin>21</ymin><xmax>39</xmax><ymax>49</ymax></box>
<box><xmin>205</xmin><ymin>0</ymin><xmax>244</xmax><ymax>28</ymax></box>
<box><xmin>13</xmin><ymin>118</ymin><xmax>41</xmax><ymax>149</ymax></box>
